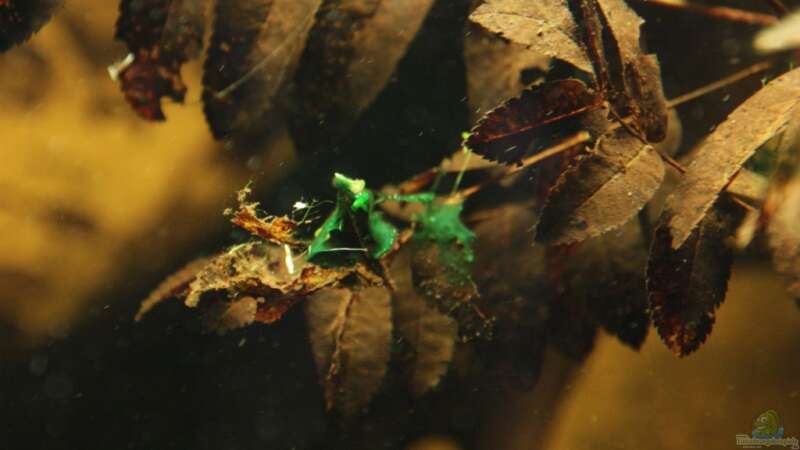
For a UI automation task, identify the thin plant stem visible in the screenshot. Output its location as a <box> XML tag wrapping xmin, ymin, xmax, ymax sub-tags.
<box><xmin>609</xmin><ymin>105</ymin><xmax>687</xmax><ymax>173</ymax></box>
<box><xmin>453</xmin><ymin>131</ymin><xmax>592</xmax><ymax>200</ymax></box>
<box><xmin>666</xmin><ymin>61</ymin><xmax>774</xmax><ymax>108</ymax></box>
<box><xmin>451</xmin><ymin>148</ymin><xmax>473</xmax><ymax>196</ymax></box>
<box><xmin>635</xmin><ymin>0</ymin><xmax>777</xmax><ymax>26</ymax></box>
<box><xmin>211</xmin><ymin>10</ymin><xmax>316</xmax><ymax>100</ymax></box>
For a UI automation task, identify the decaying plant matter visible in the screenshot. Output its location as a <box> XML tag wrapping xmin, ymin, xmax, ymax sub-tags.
<box><xmin>137</xmin><ymin>177</ymin><xmax>486</xmax><ymax>415</ymax></box>
<box><xmin>119</xmin><ymin>0</ymin><xmax>800</xmax><ymax>418</ymax></box>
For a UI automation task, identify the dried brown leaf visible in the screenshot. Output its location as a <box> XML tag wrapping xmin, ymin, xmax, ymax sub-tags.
<box><xmin>469</xmin><ymin>0</ymin><xmax>593</xmax><ymax>74</ymax></box>
<box><xmin>203</xmin><ymin>0</ymin><xmax>321</xmax><ymax>139</ymax></box>
<box><xmin>575</xmin><ymin>0</ymin><xmax>668</xmax><ymax>141</ymax></box>
<box><xmin>463</xmin><ymin>21</ymin><xmax>549</xmax><ymax>121</ymax></box>
<box><xmin>647</xmin><ymin>198</ymin><xmax>745</xmax><ymax>356</ymax></box>
<box><xmin>114</xmin><ymin>0</ymin><xmax>206</xmax><ymax>120</ymax></box>
<box><xmin>537</xmin><ymin>128</ymin><xmax>665</xmax><ymax>245</ymax></box>
<box><xmin>390</xmin><ymin>249</ymin><xmax>457</xmax><ymax>396</ymax></box>
<box><xmin>596</xmin><ymin>0</ymin><xmax>642</xmax><ymax>63</ymax></box>
<box><xmin>291</xmin><ymin>0</ymin><xmax>434</xmax><ymax>146</ymax></box>
<box><xmin>574</xmin><ymin>0</ymin><xmax>608</xmax><ymax>88</ymax></box>
<box><xmin>305</xmin><ymin>287</ymin><xmax>350</xmax><ymax>395</ymax></box>
<box><xmin>345</xmin><ymin>0</ymin><xmax>435</xmax><ymax>113</ymax></box>
<box><xmin>664</xmin><ymin>67</ymin><xmax>800</xmax><ymax>249</ymax></box>
<box><xmin>305</xmin><ymin>284</ymin><xmax>392</xmax><ymax>415</ymax></box>
<box><xmin>410</xmin><ymin>241</ymin><xmax>488</xmax><ymax>339</ymax></box>
<box><xmin>623</xmin><ymin>53</ymin><xmax>669</xmax><ymax>142</ymax></box>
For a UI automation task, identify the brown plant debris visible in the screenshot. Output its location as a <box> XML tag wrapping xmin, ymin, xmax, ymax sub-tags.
<box><xmin>226</xmin><ymin>185</ymin><xmax>303</xmax><ymax>246</ymax></box>
<box><xmin>469</xmin><ymin>203</ymin><xmax>549</xmax><ymax>388</ymax></box>
<box><xmin>136</xmin><ymin>242</ymin><xmax>354</xmax><ymax>329</ymax></box>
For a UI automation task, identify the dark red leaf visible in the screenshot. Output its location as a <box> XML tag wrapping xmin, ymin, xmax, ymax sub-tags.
<box><xmin>114</xmin><ymin>0</ymin><xmax>205</xmax><ymax>120</ymax></box>
<box><xmin>466</xmin><ymin>79</ymin><xmax>603</xmax><ymax>165</ymax></box>
<box><xmin>647</xmin><ymin>198</ymin><xmax>745</xmax><ymax>356</ymax></box>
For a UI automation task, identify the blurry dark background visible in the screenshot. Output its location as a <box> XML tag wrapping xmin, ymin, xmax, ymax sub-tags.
<box><xmin>0</xmin><ymin>0</ymin><xmax>798</xmax><ymax>449</ymax></box>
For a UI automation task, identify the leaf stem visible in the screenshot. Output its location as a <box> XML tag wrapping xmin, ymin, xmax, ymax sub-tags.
<box><xmin>634</xmin><ymin>0</ymin><xmax>778</xmax><ymax>26</ymax></box>
<box><xmin>729</xmin><ymin>195</ymin><xmax>758</xmax><ymax>212</ymax></box>
<box><xmin>450</xmin><ymin>148</ymin><xmax>473</xmax><ymax>196</ymax></box>
<box><xmin>666</xmin><ymin>61</ymin><xmax>773</xmax><ymax>109</ymax></box>
<box><xmin>608</xmin><ymin>105</ymin><xmax>688</xmax><ymax>173</ymax></box>
<box><xmin>452</xmin><ymin>131</ymin><xmax>592</xmax><ymax>200</ymax></box>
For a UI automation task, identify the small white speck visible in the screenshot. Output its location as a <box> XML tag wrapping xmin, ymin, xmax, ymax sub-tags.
<box><xmin>107</xmin><ymin>53</ymin><xmax>134</xmax><ymax>81</ymax></box>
